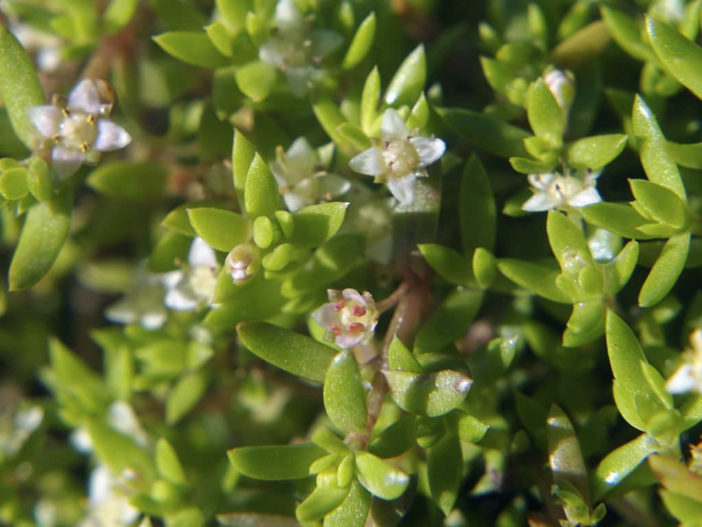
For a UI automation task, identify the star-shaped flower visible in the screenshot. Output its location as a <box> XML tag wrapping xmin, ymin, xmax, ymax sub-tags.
<box><xmin>259</xmin><ymin>0</ymin><xmax>342</xmax><ymax>96</ymax></box>
<box><xmin>522</xmin><ymin>169</ymin><xmax>602</xmax><ymax>212</ymax></box>
<box><xmin>163</xmin><ymin>237</ymin><xmax>219</xmax><ymax>311</ymax></box>
<box><xmin>28</xmin><ymin>79</ymin><xmax>131</xmax><ymax>178</ymax></box>
<box><xmin>272</xmin><ymin>137</ymin><xmax>350</xmax><ymax>212</ymax></box>
<box><xmin>349</xmin><ymin>109</ymin><xmax>446</xmax><ymax>206</ymax></box>
<box><xmin>666</xmin><ymin>329</ymin><xmax>702</xmax><ymax>395</ymax></box>
<box><xmin>311</xmin><ymin>288</ymin><xmax>379</xmax><ymax>349</ymax></box>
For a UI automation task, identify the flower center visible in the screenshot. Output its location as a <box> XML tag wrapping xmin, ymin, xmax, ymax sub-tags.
<box><xmin>382</xmin><ymin>138</ymin><xmax>420</xmax><ymax>177</ymax></box>
<box><xmin>59</xmin><ymin>111</ymin><xmax>97</xmax><ymax>151</ymax></box>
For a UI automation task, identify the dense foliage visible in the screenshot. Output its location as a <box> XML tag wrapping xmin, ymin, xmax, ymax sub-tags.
<box><xmin>1</xmin><ymin>0</ymin><xmax>701</xmax><ymax>526</ymax></box>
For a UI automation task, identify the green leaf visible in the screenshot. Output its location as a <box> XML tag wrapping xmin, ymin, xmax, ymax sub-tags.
<box><xmin>87</xmin><ymin>162</ymin><xmax>168</xmax><ymax>200</ymax></box>
<box><xmin>9</xmin><ymin>189</ymin><xmax>72</xmax><ymax>290</ymax></box>
<box><xmin>649</xmin><ymin>455</ymin><xmax>702</xmax><ymax>503</ymax></box>
<box><xmin>632</xmin><ymin>96</ymin><xmax>686</xmax><ymax>199</ymax></box>
<box><xmin>384</xmin><ymin>45</ymin><xmax>426</xmax><ymax>106</ymax></box>
<box><xmin>166</xmin><ymin>372</ymin><xmax>207</xmax><ymax>424</ymax></box>
<box><xmin>660</xmin><ymin>490</ymin><xmax>702</xmax><ymax>522</ymax></box>
<box><xmin>360</xmin><ymin>67</ymin><xmax>380</xmax><ymax>134</ymax></box>
<box><xmin>237</xmin><ymin>321</ymin><xmax>336</xmax><ymax>383</ymax></box>
<box><xmin>245</xmin><ymin>154</ymin><xmax>278</xmax><ymax>218</ymax></box>
<box><xmin>216</xmin><ymin>0</ymin><xmax>250</xmax><ymax>33</ymax></box>
<box><xmin>665</xmin><ymin>140</ymin><xmax>702</xmax><ymax>169</ymax></box>
<box><xmin>0</xmin><ymin>167</ymin><xmax>28</xmax><ymax>200</ymax></box>
<box><xmin>290</xmin><ymin>202</ymin><xmax>348</xmax><ymax>248</ymax></box>
<box><xmin>228</xmin><ymin>443</ymin><xmax>325</xmax><ymax>480</ymax></box>
<box><xmin>526</xmin><ymin>78</ymin><xmax>564</xmax><ymax>144</ymax></box>
<box><xmin>387</xmin><ymin>336</ymin><xmax>422</xmax><ymax>373</ymax></box>
<box><xmin>547</xmin><ymin>405</ymin><xmax>589</xmax><ymax>502</ymax></box>
<box><xmin>206</xmin><ymin>22</ymin><xmax>234</xmax><ymax>57</ymax></box>
<box><xmin>414</xmin><ymin>289</ymin><xmax>484</xmax><ymax>352</ymax></box>
<box><xmin>232</xmin><ymin>130</ymin><xmax>255</xmax><ymax>207</ymax></box>
<box><xmin>26</xmin><ymin>156</ymin><xmax>53</xmax><ymax>202</ymax></box>
<box><xmin>592</xmin><ymin>433</ymin><xmax>659</xmax><ymax>500</ymax></box>
<box><xmin>437</xmin><ymin>107</ymin><xmax>529</xmax><ymax>158</ymax></box>
<box><xmin>0</xmin><ymin>24</ymin><xmax>46</xmax><ymax>149</ymax></box>
<box><xmin>323</xmin><ymin>480</ymin><xmax>371</xmax><ymax>527</ymax></box>
<box><xmin>427</xmin><ymin>432</ymin><xmax>462</xmax><ymax>515</ymax></box>
<box><xmin>600</xmin><ymin>6</ymin><xmax>655</xmax><ymax>62</ymax></box>
<box><xmin>460</xmin><ymin>155</ymin><xmax>496</xmax><ymax>254</ymax></box>
<box><xmin>639</xmin><ymin>232</ymin><xmax>690</xmax><ymax>307</ymax></box>
<box><xmin>104</xmin><ymin>0</ymin><xmax>139</xmax><ymax>34</ymax></box>
<box><xmin>167</xmin><ymin>509</ymin><xmax>205</xmax><ymax>527</ymax></box>
<box><xmin>384</xmin><ymin>369</ymin><xmax>473</xmax><ymax>417</ymax></box>
<box><xmin>336</xmin><ymin>123</ymin><xmax>371</xmax><ymax>150</ymax></box>
<box><xmin>629</xmin><ymin>179</ymin><xmax>687</xmax><ymax>229</ymax></box>
<box><xmin>150</xmin><ymin>231</ymin><xmax>191</xmax><ymax>272</ymax></box>
<box><xmin>606</xmin><ymin>312</ymin><xmax>655</xmax><ymax>395</ymax></box>
<box><xmin>187</xmin><ymin>208</ymin><xmax>249</xmax><ymax>252</ymax></box>
<box><xmin>457</xmin><ymin>413</ymin><xmax>489</xmax><ymax>444</ymax></box>
<box><xmin>323</xmin><ymin>351</ymin><xmax>367</xmax><ymax>434</ymax></box>
<box><xmin>342</xmin><ymin>12</ymin><xmax>376</xmax><ymax>70</ymax></box>
<box><xmin>296</xmin><ymin>485</ymin><xmax>349</xmax><ymax>523</ymax></box>
<box><xmin>368</xmin><ymin>416</ymin><xmax>416</xmax><ymax>458</ymax></box>
<box><xmin>647</xmin><ymin>16</ymin><xmax>702</xmax><ymax>100</ymax></box>
<box><xmin>418</xmin><ymin>244</ymin><xmax>472</xmax><ymax>286</ymax></box>
<box><xmin>312</xmin><ymin>98</ymin><xmax>350</xmax><ymax>152</ymax></box>
<box><xmin>581</xmin><ymin>202</ymin><xmax>649</xmax><ymax>239</ymax></box>
<box><xmin>236</xmin><ymin>61</ymin><xmax>276</xmax><ymax>102</ymax></box>
<box><xmin>604</xmin><ymin>240</ymin><xmax>639</xmax><ymax>295</ymax></box>
<box><xmin>407</xmin><ymin>93</ymin><xmax>430</xmax><ymax>130</ymax></box>
<box><xmin>473</xmin><ymin>247</ymin><xmax>497</xmax><ymax>288</ymax></box>
<box><xmin>547</xmin><ymin>210</ymin><xmax>593</xmax><ymax>271</ymax></box>
<box><xmin>497</xmin><ymin>259</ymin><xmax>571</xmax><ymax>303</ymax></box>
<box><xmin>354</xmin><ymin>452</ymin><xmax>409</xmax><ymax>500</ymax></box>
<box><xmin>153</xmin><ymin>31</ymin><xmax>229</xmax><ymax>68</ymax></box>
<box><xmin>563</xmin><ymin>300</ymin><xmax>605</xmax><ymax>347</ymax></box>
<box><xmin>156</xmin><ymin>438</ymin><xmax>187</xmax><ymax>485</ymax></box>
<box><xmin>566</xmin><ymin>134</ymin><xmax>628</xmax><ymax>170</ymax></box>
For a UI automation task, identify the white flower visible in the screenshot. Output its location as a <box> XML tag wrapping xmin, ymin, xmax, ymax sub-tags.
<box><xmin>28</xmin><ymin>79</ymin><xmax>131</xmax><ymax>178</ymax></box>
<box><xmin>163</xmin><ymin>237</ymin><xmax>219</xmax><ymax>311</ymax></box>
<box><xmin>79</xmin><ymin>464</ymin><xmax>140</xmax><ymax>527</ymax></box>
<box><xmin>259</xmin><ymin>0</ymin><xmax>342</xmax><ymax>96</ymax></box>
<box><xmin>522</xmin><ymin>169</ymin><xmax>602</xmax><ymax>212</ymax></box>
<box><xmin>225</xmin><ymin>243</ymin><xmax>260</xmax><ymax>283</ymax></box>
<box><xmin>666</xmin><ymin>329</ymin><xmax>702</xmax><ymax>395</ymax></box>
<box><xmin>105</xmin><ymin>267</ymin><xmax>168</xmax><ymax>330</ymax></box>
<box><xmin>311</xmin><ymin>288</ymin><xmax>378</xmax><ymax>349</ymax></box>
<box><xmin>543</xmin><ymin>69</ymin><xmax>574</xmax><ymax>112</ymax></box>
<box><xmin>272</xmin><ymin>137</ymin><xmax>350</xmax><ymax>212</ymax></box>
<box><xmin>349</xmin><ymin>109</ymin><xmax>446</xmax><ymax>206</ymax></box>
<box><xmin>10</xmin><ymin>23</ymin><xmax>62</xmax><ymax>72</ymax></box>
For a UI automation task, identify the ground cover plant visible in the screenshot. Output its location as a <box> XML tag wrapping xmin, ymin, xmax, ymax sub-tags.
<box><xmin>1</xmin><ymin>0</ymin><xmax>702</xmax><ymax>525</ymax></box>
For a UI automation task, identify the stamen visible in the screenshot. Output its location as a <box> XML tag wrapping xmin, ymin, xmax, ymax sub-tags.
<box><xmin>348</xmin><ymin>323</ymin><xmax>365</xmax><ymax>333</ymax></box>
<box><xmin>333</xmin><ymin>301</ymin><xmax>345</xmax><ymax>311</ymax></box>
<box><xmin>352</xmin><ymin>305</ymin><xmax>367</xmax><ymax>317</ymax></box>
<box><xmin>330</xmin><ymin>323</ymin><xmax>342</xmax><ymax>336</ymax></box>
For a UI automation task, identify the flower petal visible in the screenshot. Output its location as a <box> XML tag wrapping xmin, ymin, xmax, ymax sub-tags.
<box><xmin>319</xmin><ymin>174</ymin><xmax>351</xmax><ymax>197</ymax></box>
<box><xmin>28</xmin><ymin>105</ymin><xmax>61</xmax><ymax>138</ymax></box>
<box><xmin>93</xmin><ymin>120</ymin><xmax>131</xmax><ymax>151</ymax></box>
<box><xmin>527</xmin><ymin>172</ymin><xmax>556</xmax><ymax>190</ymax></box>
<box><xmin>188</xmin><ymin>237</ymin><xmax>217</xmax><ymax>268</ymax></box>
<box><xmin>311</xmin><ymin>29</ymin><xmax>343</xmax><ymax>59</ymax></box>
<box><xmin>387</xmin><ymin>175</ymin><xmax>416</xmax><ymax>205</ymax></box>
<box><xmin>349</xmin><ymin>147</ymin><xmax>385</xmax><ymax>176</ymax></box>
<box><xmin>568</xmin><ymin>187</ymin><xmax>602</xmax><ymax>208</ymax></box>
<box><xmin>666</xmin><ymin>364</ymin><xmax>696</xmax><ymax>394</ymax></box>
<box><xmin>51</xmin><ymin>146</ymin><xmax>85</xmax><ymax>178</ymax></box>
<box><xmin>68</xmin><ymin>79</ymin><xmax>102</xmax><ymax>114</ymax></box>
<box><xmin>410</xmin><ymin>136</ymin><xmax>445</xmax><ymax>166</ymax></box>
<box><xmin>381</xmin><ymin>109</ymin><xmax>409</xmax><ymax>139</ymax></box>
<box><xmin>311</xmin><ymin>303</ymin><xmax>338</xmax><ymax>328</ymax></box>
<box><xmin>336</xmin><ymin>333</ymin><xmax>365</xmax><ymax>349</ymax></box>
<box><xmin>164</xmin><ymin>286</ymin><xmax>198</xmax><ymax>311</ymax></box>
<box><xmin>522</xmin><ymin>191</ymin><xmax>559</xmax><ymax>212</ymax></box>
<box><xmin>283</xmin><ymin>192</ymin><xmax>309</xmax><ymax>212</ymax></box>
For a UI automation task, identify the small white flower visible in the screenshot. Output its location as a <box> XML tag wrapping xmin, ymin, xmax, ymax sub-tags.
<box><xmin>28</xmin><ymin>79</ymin><xmax>131</xmax><ymax>178</ymax></box>
<box><xmin>10</xmin><ymin>23</ymin><xmax>62</xmax><ymax>72</ymax></box>
<box><xmin>272</xmin><ymin>137</ymin><xmax>350</xmax><ymax>212</ymax></box>
<box><xmin>543</xmin><ymin>69</ymin><xmax>574</xmax><ymax>112</ymax></box>
<box><xmin>225</xmin><ymin>243</ymin><xmax>260</xmax><ymax>283</ymax></box>
<box><xmin>311</xmin><ymin>288</ymin><xmax>379</xmax><ymax>349</ymax></box>
<box><xmin>666</xmin><ymin>329</ymin><xmax>702</xmax><ymax>395</ymax></box>
<box><xmin>259</xmin><ymin>0</ymin><xmax>342</xmax><ymax>96</ymax></box>
<box><xmin>105</xmin><ymin>268</ymin><xmax>168</xmax><ymax>330</ymax></box>
<box><xmin>349</xmin><ymin>109</ymin><xmax>446</xmax><ymax>206</ymax></box>
<box><xmin>79</xmin><ymin>464</ymin><xmax>140</xmax><ymax>527</ymax></box>
<box><xmin>163</xmin><ymin>237</ymin><xmax>219</xmax><ymax>311</ymax></box>
<box><xmin>522</xmin><ymin>169</ymin><xmax>602</xmax><ymax>212</ymax></box>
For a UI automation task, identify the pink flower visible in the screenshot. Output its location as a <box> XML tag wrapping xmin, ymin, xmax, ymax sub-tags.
<box><xmin>312</xmin><ymin>289</ymin><xmax>378</xmax><ymax>348</ymax></box>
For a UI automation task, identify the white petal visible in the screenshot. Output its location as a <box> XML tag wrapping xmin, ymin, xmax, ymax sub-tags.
<box><xmin>342</xmin><ymin>288</ymin><xmax>365</xmax><ymax>304</ymax></box>
<box><xmin>188</xmin><ymin>237</ymin><xmax>217</xmax><ymax>268</ymax></box>
<box><xmin>568</xmin><ymin>187</ymin><xmax>602</xmax><ymax>208</ymax></box>
<box><xmin>285</xmin><ymin>67</ymin><xmax>310</xmax><ymax>97</ymax></box>
<box><xmin>528</xmin><ymin>172</ymin><xmax>557</xmax><ymax>190</ymax></box>
<box><xmin>51</xmin><ymin>146</ymin><xmax>85</xmax><ymax>177</ymax></box>
<box><xmin>274</xmin><ymin>0</ymin><xmax>304</xmax><ymax>29</ymax></box>
<box><xmin>287</xmin><ymin>137</ymin><xmax>316</xmax><ymax>167</ymax></box>
<box><xmin>68</xmin><ymin>79</ymin><xmax>102</xmax><ymax>114</ymax></box>
<box><xmin>311</xmin><ymin>30</ymin><xmax>343</xmax><ymax>58</ymax></box>
<box><xmin>104</xmin><ymin>299</ymin><xmax>137</xmax><ymax>325</ymax></box>
<box><xmin>93</xmin><ymin>120</ymin><xmax>131</xmax><ymax>151</ymax></box>
<box><xmin>387</xmin><ymin>175</ymin><xmax>416</xmax><ymax>205</ymax></box>
<box><xmin>164</xmin><ymin>287</ymin><xmax>198</xmax><ymax>311</ymax></box>
<box><xmin>336</xmin><ymin>333</ymin><xmax>364</xmax><ymax>349</ymax></box>
<box><xmin>87</xmin><ymin>465</ymin><xmax>113</xmax><ymax>505</ymax></box>
<box><xmin>410</xmin><ymin>136</ymin><xmax>445</xmax><ymax>166</ymax></box>
<box><xmin>318</xmin><ymin>174</ymin><xmax>351</xmax><ymax>197</ymax></box>
<box><xmin>162</xmin><ymin>270</ymin><xmax>184</xmax><ymax>289</ymax></box>
<box><xmin>283</xmin><ymin>192</ymin><xmax>309</xmax><ymax>212</ymax></box>
<box><xmin>349</xmin><ymin>147</ymin><xmax>385</xmax><ymax>176</ymax></box>
<box><xmin>666</xmin><ymin>364</ymin><xmax>696</xmax><ymax>394</ymax></box>
<box><xmin>381</xmin><ymin>109</ymin><xmax>409</xmax><ymax>139</ymax></box>
<box><xmin>311</xmin><ymin>303</ymin><xmax>338</xmax><ymax>329</ymax></box>
<box><xmin>141</xmin><ymin>311</ymin><xmax>167</xmax><ymax>330</ymax></box>
<box><xmin>28</xmin><ymin>105</ymin><xmax>61</xmax><ymax>138</ymax></box>
<box><xmin>522</xmin><ymin>191</ymin><xmax>559</xmax><ymax>212</ymax></box>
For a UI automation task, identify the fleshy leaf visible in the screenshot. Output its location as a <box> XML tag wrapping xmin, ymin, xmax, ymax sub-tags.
<box><xmin>383</xmin><ymin>369</ymin><xmax>472</xmax><ymax>417</ymax></box>
<box><xmin>639</xmin><ymin>232</ymin><xmax>690</xmax><ymax>307</ymax></box>
<box><xmin>427</xmin><ymin>432</ymin><xmax>462</xmax><ymax>515</ymax></box>
<box><xmin>547</xmin><ymin>210</ymin><xmax>593</xmax><ymax>271</ymax></box>
<box><xmin>156</xmin><ymin>438</ymin><xmax>187</xmax><ymax>485</ymax></box>
<box><xmin>414</xmin><ymin>289</ymin><xmax>484</xmax><ymax>352</ymax></box>
<box><xmin>153</xmin><ymin>31</ymin><xmax>229</xmax><ymax>68</ymax></box>
<box><xmin>187</xmin><ymin>208</ymin><xmax>249</xmax><ymax>252</ymax></box>
<box><xmin>460</xmin><ymin>155</ymin><xmax>496</xmax><ymax>254</ymax></box>
<box><xmin>384</xmin><ymin>45</ymin><xmax>426</xmax><ymax>106</ymax></box>
<box><xmin>592</xmin><ymin>433</ymin><xmax>659</xmax><ymax>500</ymax></box>
<box><xmin>290</xmin><ymin>202</ymin><xmax>348</xmax><ymax>248</ymax></box>
<box><xmin>354</xmin><ymin>452</ymin><xmax>409</xmax><ymax>500</ymax></box>
<box><xmin>245</xmin><ymin>154</ymin><xmax>279</xmax><ymax>218</ymax></box>
<box><xmin>629</xmin><ymin>179</ymin><xmax>687</xmax><ymax>228</ymax></box>
<box><xmin>296</xmin><ymin>485</ymin><xmax>349</xmax><ymax>523</ymax></box>
<box><xmin>342</xmin><ymin>12</ymin><xmax>376</xmax><ymax>70</ymax></box>
<box><xmin>235</xmin><ymin>61</ymin><xmax>276</xmax><ymax>102</ymax></box>
<box><xmin>166</xmin><ymin>372</ymin><xmax>207</xmax><ymax>424</ymax></box>
<box><xmin>88</xmin><ymin>162</ymin><xmax>168</xmax><ymax>201</ymax></box>
<box><xmin>237</xmin><ymin>321</ymin><xmax>336</xmax><ymax>383</ymax></box>
<box><xmin>526</xmin><ymin>77</ymin><xmax>565</xmax><ymax>144</ymax></box>
<box><xmin>9</xmin><ymin>189</ymin><xmax>72</xmax><ymax>290</ymax></box>
<box><xmin>497</xmin><ymin>259</ymin><xmax>571</xmax><ymax>303</ymax></box>
<box><xmin>360</xmin><ymin>67</ymin><xmax>380</xmax><ymax>134</ymax></box>
<box><xmin>323</xmin><ymin>351</ymin><xmax>368</xmax><ymax>434</ymax></box>
<box><xmin>581</xmin><ymin>202</ymin><xmax>649</xmax><ymax>239</ymax></box>
<box><xmin>418</xmin><ymin>244</ymin><xmax>473</xmax><ymax>286</ymax></box>
<box><xmin>228</xmin><ymin>443</ymin><xmax>325</xmax><ymax>480</ymax></box>
<box><xmin>566</xmin><ymin>134</ymin><xmax>628</xmax><ymax>170</ymax></box>
<box><xmin>323</xmin><ymin>480</ymin><xmax>371</xmax><ymax>527</ymax></box>
<box><xmin>547</xmin><ymin>405</ymin><xmax>589</xmax><ymax>503</ymax></box>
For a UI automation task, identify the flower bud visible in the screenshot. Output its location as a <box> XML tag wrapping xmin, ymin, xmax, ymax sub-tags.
<box><xmin>544</xmin><ymin>69</ymin><xmax>574</xmax><ymax>113</ymax></box>
<box><xmin>225</xmin><ymin>244</ymin><xmax>260</xmax><ymax>283</ymax></box>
